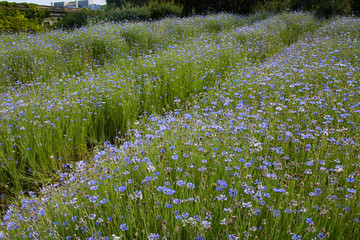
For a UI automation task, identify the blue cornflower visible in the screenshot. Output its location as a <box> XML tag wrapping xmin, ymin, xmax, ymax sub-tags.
<box><xmin>201</xmin><ymin>220</ymin><xmax>211</xmax><ymax>229</ymax></box>
<box><xmin>147</xmin><ymin>233</ymin><xmax>160</xmax><ymax>240</ymax></box>
<box><xmin>218</xmin><ymin>180</ymin><xmax>228</xmax><ymax>188</ymax></box>
<box><xmin>89</xmin><ymin>195</ymin><xmax>98</xmax><ymax>203</ymax></box>
<box><xmin>142</xmin><ymin>176</ymin><xmax>152</xmax><ymax>184</ymax></box>
<box><xmin>182</xmin><ymin>212</ymin><xmax>189</xmax><ymax>218</ymax></box>
<box><xmin>309</xmin><ymin>192</ymin><xmax>317</xmax><ymax>197</ymax></box>
<box><xmin>176</xmin><ymin>180</ymin><xmax>186</xmax><ymax>186</ymax></box>
<box><xmin>135</xmin><ymin>190</ymin><xmax>143</xmax><ymax>199</ymax></box>
<box><xmin>120</xmin><ymin>223</ymin><xmax>128</xmax><ymax>231</ymax></box>
<box><xmin>228</xmin><ymin>188</ymin><xmax>237</xmax><ymax>197</ymax></box>
<box><xmin>88</xmin><ymin>180</ymin><xmax>97</xmax><ymax>185</ymax></box>
<box><xmin>62</xmin><ymin>190</ymin><xmax>68</xmax><ymax>198</ymax></box>
<box><xmin>166</xmin><ymin>203</ymin><xmax>172</xmax><ymax>208</ymax></box>
<box><xmin>228</xmin><ymin>234</ymin><xmax>239</xmax><ymax>240</ymax></box>
<box><xmin>38</xmin><ymin>209</ymin><xmax>45</xmax><ymax>216</ymax></box>
<box><xmin>245</xmin><ymin>162</ymin><xmax>253</xmax><ymax>167</ymax></box>
<box><xmin>314</xmin><ymin>188</ymin><xmax>322</xmax><ymax>195</ymax></box>
<box><xmin>347</xmin><ymin>188</ymin><xmax>356</xmax><ymax>194</ymax></box>
<box><xmin>254</xmin><ymin>208</ymin><xmax>261</xmax><ymax>215</ymax></box>
<box><xmin>317</xmin><ymin>233</ymin><xmax>326</xmax><ymax>239</ymax></box>
<box><xmin>117</xmin><ymin>186</ymin><xmax>127</xmax><ymax>192</ymax></box>
<box><xmin>292</xmin><ymin>234</ymin><xmax>301</xmax><ymax>240</ymax></box>
<box><xmin>305</xmin><ymin>218</ymin><xmax>314</xmax><ymax>225</ymax></box>
<box><xmin>264</xmin><ymin>193</ymin><xmax>270</xmax><ymax>198</ymax></box>
<box><xmin>346</xmin><ymin>177</ymin><xmax>354</xmax><ymax>183</ymax></box>
<box><xmin>274</xmin><ymin>188</ymin><xmax>286</xmax><ymax>193</ymax></box>
<box><xmin>163</xmin><ymin>188</ymin><xmax>176</xmax><ymax>195</ymax></box>
<box><xmin>187</xmin><ymin>182</ymin><xmax>195</xmax><ymax>189</ymax></box>
<box><xmin>284</xmin><ymin>208</ymin><xmax>292</xmax><ymax>213</ymax></box>
<box><xmin>198</xmin><ymin>166</ymin><xmax>207</xmax><ymax>171</ymax></box>
<box><xmin>273</xmin><ymin>209</ymin><xmax>280</xmax><ymax>218</ymax></box>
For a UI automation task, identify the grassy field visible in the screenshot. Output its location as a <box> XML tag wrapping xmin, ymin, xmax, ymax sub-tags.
<box><xmin>0</xmin><ymin>12</ymin><xmax>359</xmax><ymax>239</ymax></box>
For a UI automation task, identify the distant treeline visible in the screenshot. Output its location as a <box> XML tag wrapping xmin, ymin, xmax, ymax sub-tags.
<box><xmin>106</xmin><ymin>0</ymin><xmax>360</xmax><ymax>17</ymax></box>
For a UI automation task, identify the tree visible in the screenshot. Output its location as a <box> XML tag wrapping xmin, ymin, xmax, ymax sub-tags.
<box><xmin>106</xmin><ymin>0</ymin><xmax>149</xmax><ymax>8</ymax></box>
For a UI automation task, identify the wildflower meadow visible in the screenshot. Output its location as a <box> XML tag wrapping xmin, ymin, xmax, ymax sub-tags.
<box><xmin>0</xmin><ymin>12</ymin><xmax>359</xmax><ymax>239</ymax></box>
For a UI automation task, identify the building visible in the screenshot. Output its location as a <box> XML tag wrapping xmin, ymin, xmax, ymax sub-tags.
<box><xmin>51</xmin><ymin>0</ymin><xmax>103</xmax><ymax>10</ymax></box>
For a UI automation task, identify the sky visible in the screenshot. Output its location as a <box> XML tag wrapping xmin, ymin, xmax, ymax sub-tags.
<box><xmin>8</xmin><ymin>0</ymin><xmax>106</xmax><ymax>6</ymax></box>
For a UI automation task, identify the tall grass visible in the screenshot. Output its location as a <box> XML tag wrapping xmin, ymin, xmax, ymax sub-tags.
<box><xmin>2</xmin><ymin>12</ymin><xmax>359</xmax><ymax>240</ymax></box>
<box><xmin>0</xmin><ymin>12</ymin><xmax>320</xmax><ymax>194</ymax></box>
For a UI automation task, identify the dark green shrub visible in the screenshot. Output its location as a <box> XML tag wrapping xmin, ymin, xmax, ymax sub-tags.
<box><xmin>148</xmin><ymin>0</ymin><xmax>183</xmax><ymax>19</ymax></box>
<box><xmin>252</xmin><ymin>1</ymin><xmax>290</xmax><ymax>13</ymax></box>
<box><xmin>56</xmin><ymin>9</ymin><xmax>88</xmax><ymax>29</ymax></box>
<box><xmin>247</xmin><ymin>10</ymin><xmax>275</xmax><ymax>23</ymax></box>
<box><xmin>351</xmin><ymin>0</ymin><xmax>360</xmax><ymax>15</ymax></box>
<box><xmin>55</xmin><ymin>9</ymin><xmax>106</xmax><ymax>29</ymax></box>
<box><xmin>308</xmin><ymin>0</ymin><xmax>352</xmax><ymax>18</ymax></box>
<box><xmin>0</xmin><ymin>2</ymin><xmax>49</xmax><ymax>33</ymax></box>
<box><xmin>106</xmin><ymin>6</ymin><xmax>151</xmax><ymax>22</ymax></box>
<box><xmin>107</xmin><ymin>1</ymin><xmax>182</xmax><ymax>22</ymax></box>
<box><xmin>168</xmin><ymin>0</ymin><xmax>357</xmax><ymax>17</ymax></box>
<box><xmin>250</xmin><ymin>0</ymin><xmax>354</xmax><ymax>18</ymax></box>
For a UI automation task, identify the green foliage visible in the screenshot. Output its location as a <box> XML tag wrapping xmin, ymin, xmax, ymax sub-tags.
<box><xmin>148</xmin><ymin>0</ymin><xmax>183</xmax><ymax>19</ymax></box>
<box><xmin>351</xmin><ymin>0</ymin><xmax>360</xmax><ymax>15</ymax></box>
<box><xmin>0</xmin><ymin>1</ymin><xmax>49</xmax><ymax>33</ymax></box>
<box><xmin>56</xmin><ymin>1</ymin><xmax>183</xmax><ymax>29</ymax></box>
<box><xmin>102</xmin><ymin>0</ymin><xmax>358</xmax><ymax>17</ymax></box>
<box><xmin>252</xmin><ymin>0</ymin><xmax>290</xmax><ymax>13</ymax></box>
<box><xmin>307</xmin><ymin>0</ymin><xmax>353</xmax><ymax>18</ymax></box>
<box><xmin>106</xmin><ymin>5</ymin><xmax>151</xmax><ymax>22</ymax></box>
<box><xmin>54</xmin><ymin>8</ymin><xmax>105</xmax><ymax>29</ymax></box>
<box><xmin>106</xmin><ymin>0</ymin><xmax>146</xmax><ymax>8</ymax></box>
<box><xmin>251</xmin><ymin>0</ymin><xmax>355</xmax><ymax>17</ymax></box>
